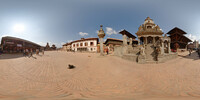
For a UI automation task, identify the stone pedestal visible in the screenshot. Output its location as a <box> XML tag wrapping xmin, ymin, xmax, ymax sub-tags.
<box><xmin>168</xmin><ymin>42</ymin><xmax>171</xmax><ymax>54</ymax></box>
<box><xmin>129</xmin><ymin>38</ymin><xmax>132</xmax><ymax>45</ymax></box>
<box><xmin>157</xmin><ymin>53</ymin><xmax>178</xmax><ymax>63</ymax></box>
<box><xmin>123</xmin><ymin>35</ymin><xmax>128</xmax><ymax>46</ymax></box>
<box><xmin>161</xmin><ymin>42</ymin><xmax>164</xmax><ymax>55</ymax></box>
<box><xmin>138</xmin><ymin>55</ymin><xmax>146</xmax><ymax>64</ymax></box>
<box><xmin>100</xmin><ymin>38</ymin><xmax>104</xmax><ymax>56</ymax></box>
<box><xmin>122</xmin><ymin>45</ymin><xmax>128</xmax><ymax>55</ymax></box>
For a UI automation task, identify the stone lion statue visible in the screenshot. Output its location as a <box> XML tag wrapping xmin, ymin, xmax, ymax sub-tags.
<box><xmin>140</xmin><ymin>45</ymin><xmax>145</xmax><ymax>55</ymax></box>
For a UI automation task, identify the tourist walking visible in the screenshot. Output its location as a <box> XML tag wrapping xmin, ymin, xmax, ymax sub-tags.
<box><xmin>0</xmin><ymin>49</ymin><xmax>2</xmax><ymax>55</ymax></box>
<box><xmin>29</xmin><ymin>49</ymin><xmax>33</xmax><ymax>58</ymax></box>
<box><xmin>26</xmin><ymin>49</ymin><xmax>29</xmax><ymax>57</ymax></box>
<box><xmin>189</xmin><ymin>49</ymin><xmax>192</xmax><ymax>56</ymax></box>
<box><xmin>23</xmin><ymin>49</ymin><xmax>26</xmax><ymax>56</ymax></box>
<box><xmin>35</xmin><ymin>49</ymin><xmax>38</xmax><ymax>55</ymax></box>
<box><xmin>42</xmin><ymin>49</ymin><xmax>44</xmax><ymax>55</ymax></box>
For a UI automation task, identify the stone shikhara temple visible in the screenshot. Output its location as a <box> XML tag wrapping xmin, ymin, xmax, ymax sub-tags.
<box><xmin>114</xmin><ymin>17</ymin><xmax>177</xmax><ymax>63</ymax></box>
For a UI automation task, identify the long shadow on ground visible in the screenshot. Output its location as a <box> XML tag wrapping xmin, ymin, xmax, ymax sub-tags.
<box><xmin>178</xmin><ymin>51</ymin><xmax>200</xmax><ymax>60</ymax></box>
<box><xmin>0</xmin><ymin>53</ymin><xmax>26</xmax><ymax>60</ymax></box>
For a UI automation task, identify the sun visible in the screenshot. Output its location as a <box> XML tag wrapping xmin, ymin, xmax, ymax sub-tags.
<box><xmin>13</xmin><ymin>24</ymin><xmax>25</xmax><ymax>33</ymax></box>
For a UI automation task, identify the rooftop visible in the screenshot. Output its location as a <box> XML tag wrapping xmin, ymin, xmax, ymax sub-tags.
<box><xmin>1</xmin><ymin>36</ymin><xmax>41</xmax><ymax>47</ymax></box>
<box><xmin>119</xmin><ymin>29</ymin><xmax>136</xmax><ymax>39</ymax></box>
<box><xmin>167</xmin><ymin>27</ymin><xmax>187</xmax><ymax>35</ymax></box>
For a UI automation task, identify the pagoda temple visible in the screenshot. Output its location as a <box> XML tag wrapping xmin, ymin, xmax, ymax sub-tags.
<box><xmin>167</xmin><ymin>27</ymin><xmax>192</xmax><ymax>51</ymax></box>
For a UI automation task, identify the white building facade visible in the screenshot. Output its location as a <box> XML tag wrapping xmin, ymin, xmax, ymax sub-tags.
<box><xmin>71</xmin><ymin>38</ymin><xmax>98</xmax><ymax>52</ymax></box>
<box><xmin>62</xmin><ymin>43</ymin><xmax>72</xmax><ymax>51</ymax></box>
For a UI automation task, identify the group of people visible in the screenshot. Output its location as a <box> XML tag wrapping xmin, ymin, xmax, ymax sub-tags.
<box><xmin>0</xmin><ymin>48</ymin><xmax>2</xmax><ymax>55</ymax></box>
<box><xmin>23</xmin><ymin>49</ymin><xmax>44</xmax><ymax>58</ymax></box>
<box><xmin>23</xmin><ymin>49</ymin><xmax>33</xmax><ymax>57</ymax></box>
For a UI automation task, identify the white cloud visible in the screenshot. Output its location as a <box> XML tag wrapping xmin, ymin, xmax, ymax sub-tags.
<box><xmin>106</xmin><ymin>27</ymin><xmax>118</xmax><ymax>35</ymax></box>
<box><xmin>186</xmin><ymin>34</ymin><xmax>200</xmax><ymax>42</ymax></box>
<box><xmin>38</xmin><ymin>42</ymin><xmax>47</xmax><ymax>47</ymax></box>
<box><xmin>67</xmin><ymin>40</ymin><xmax>73</xmax><ymax>42</ymax></box>
<box><xmin>79</xmin><ymin>32</ymin><xmax>89</xmax><ymax>36</ymax></box>
<box><xmin>61</xmin><ymin>42</ymin><xmax>65</xmax><ymax>45</ymax></box>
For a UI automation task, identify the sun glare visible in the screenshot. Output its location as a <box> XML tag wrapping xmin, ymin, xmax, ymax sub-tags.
<box><xmin>13</xmin><ymin>24</ymin><xmax>25</xmax><ymax>33</ymax></box>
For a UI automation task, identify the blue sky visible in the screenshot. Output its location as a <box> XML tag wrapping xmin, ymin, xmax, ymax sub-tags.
<box><xmin>0</xmin><ymin>0</ymin><xmax>200</xmax><ymax>47</ymax></box>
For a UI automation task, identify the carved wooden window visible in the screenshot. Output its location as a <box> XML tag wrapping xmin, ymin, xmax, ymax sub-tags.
<box><xmin>90</xmin><ymin>42</ymin><xmax>94</xmax><ymax>46</ymax></box>
<box><xmin>80</xmin><ymin>43</ymin><xmax>83</xmax><ymax>46</ymax></box>
<box><xmin>85</xmin><ymin>42</ymin><xmax>88</xmax><ymax>46</ymax></box>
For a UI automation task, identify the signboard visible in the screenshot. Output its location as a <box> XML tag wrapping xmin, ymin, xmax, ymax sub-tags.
<box><xmin>17</xmin><ymin>44</ymin><xmax>22</xmax><ymax>47</ymax></box>
<box><xmin>6</xmin><ymin>42</ymin><xmax>14</xmax><ymax>44</ymax></box>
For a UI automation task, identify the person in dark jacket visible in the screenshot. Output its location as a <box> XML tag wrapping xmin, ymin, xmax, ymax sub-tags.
<box><xmin>197</xmin><ymin>48</ymin><xmax>200</xmax><ymax>58</ymax></box>
<box><xmin>0</xmin><ymin>48</ymin><xmax>2</xmax><ymax>55</ymax></box>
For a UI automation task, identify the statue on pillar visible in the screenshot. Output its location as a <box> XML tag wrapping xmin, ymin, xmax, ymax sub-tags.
<box><xmin>98</xmin><ymin>25</ymin><xmax>105</xmax><ymax>56</ymax></box>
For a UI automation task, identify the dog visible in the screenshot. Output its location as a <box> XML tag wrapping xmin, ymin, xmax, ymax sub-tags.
<box><xmin>68</xmin><ymin>64</ymin><xmax>75</xmax><ymax>69</ymax></box>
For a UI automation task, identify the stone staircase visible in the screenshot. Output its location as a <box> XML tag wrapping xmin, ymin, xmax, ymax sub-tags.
<box><xmin>127</xmin><ymin>45</ymin><xmax>140</xmax><ymax>54</ymax></box>
<box><xmin>145</xmin><ymin>44</ymin><xmax>157</xmax><ymax>63</ymax></box>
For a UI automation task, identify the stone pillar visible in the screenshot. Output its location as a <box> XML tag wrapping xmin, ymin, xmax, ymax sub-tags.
<box><xmin>129</xmin><ymin>38</ymin><xmax>132</xmax><ymax>45</ymax></box>
<box><xmin>161</xmin><ymin>42</ymin><xmax>164</xmax><ymax>55</ymax></box>
<box><xmin>100</xmin><ymin>38</ymin><xmax>104</xmax><ymax>55</ymax></box>
<box><xmin>145</xmin><ymin>37</ymin><xmax>147</xmax><ymax>44</ymax></box>
<box><xmin>98</xmin><ymin>25</ymin><xmax>105</xmax><ymax>56</ymax></box>
<box><xmin>153</xmin><ymin>37</ymin><xmax>155</xmax><ymax>44</ymax></box>
<box><xmin>168</xmin><ymin>42</ymin><xmax>171</xmax><ymax>53</ymax></box>
<box><xmin>123</xmin><ymin>34</ymin><xmax>128</xmax><ymax>46</ymax></box>
<box><xmin>138</xmin><ymin>37</ymin><xmax>140</xmax><ymax>45</ymax></box>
